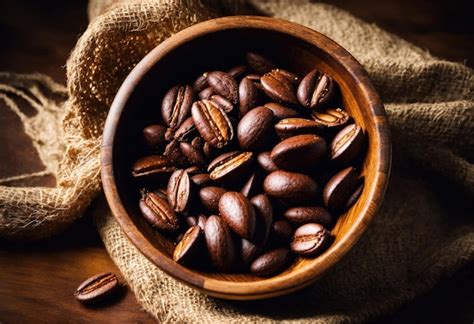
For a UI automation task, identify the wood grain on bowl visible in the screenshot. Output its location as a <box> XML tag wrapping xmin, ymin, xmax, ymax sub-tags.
<box><xmin>101</xmin><ymin>16</ymin><xmax>391</xmax><ymax>300</ymax></box>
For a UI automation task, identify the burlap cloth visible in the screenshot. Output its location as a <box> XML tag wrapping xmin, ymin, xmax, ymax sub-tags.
<box><xmin>0</xmin><ymin>0</ymin><xmax>472</xmax><ymax>321</ymax></box>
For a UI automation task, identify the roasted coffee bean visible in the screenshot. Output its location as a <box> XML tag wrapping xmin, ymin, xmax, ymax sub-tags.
<box><xmin>173</xmin><ymin>226</ymin><xmax>204</xmax><ymax>265</ymax></box>
<box><xmin>240</xmin><ymin>173</ymin><xmax>260</xmax><ymax>198</ymax></box>
<box><xmin>132</xmin><ymin>155</ymin><xmax>175</xmax><ymax>178</ymax></box>
<box><xmin>167</xmin><ymin>169</ymin><xmax>193</xmax><ymax>213</ymax></box>
<box><xmin>261</xmin><ymin>69</ymin><xmax>299</xmax><ymax>105</ymax></box>
<box><xmin>270</xmin><ymin>220</ymin><xmax>293</xmax><ymax>245</ymax></box>
<box><xmin>245</xmin><ymin>74</ymin><xmax>265</xmax><ymax>92</ymax></box>
<box><xmin>198</xmin><ymin>86</ymin><xmax>215</xmax><ymax>99</ymax></box>
<box><xmin>239</xmin><ymin>77</ymin><xmax>260</xmax><ymax>116</ymax></box>
<box><xmin>199</xmin><ymin>186</ymin><xmax>226</xmax><ymax>213</ymax></box>
<box><xmin>311</xmin><ymin>108</ymin><xmax>349</xmax><ymax>131</ymax></box>
<box><xmin>345</xmin><ymin>182</ymin><xmax>364</xmax><ymax>210</ymax></box>
<box><xmin>241</xmin><ymin>238</ymin><xmax>262</xmax><ymax>266</ymax></box>
<box><xmin>164</xmin><ymin>139</ymin><xmax>189</xmax><ymax>168</ymax></box>
<box><xmin>180</xmin><ymin>142</ymin><xmax>207</xmax><ymax>167</ymax></box>
<box><xmin>143</xmin><ymin>124</ymin><xmax>167</xmax><ymax>151</ymax></box>
<box><xmin>210</xmin><ymin>95</ymin><xmax>234</xmax><ymax>113</ymax></box>
<box><xmin>284</xmin><ymin>206</ymin><xmax>332</xmax><ymax>227</ymax></box>
<box><xmin>263</xmin><ymin>102</ymin><xmax>300</xmax><ymax>120</ymax></box>
<box><xmin>208</xmin><ymin>151</ymin><xmax>253</xmax><ymax>182</ymax></box>
<box><xmin>323</xmin><ymin>167</ymin><xmax>359</xmax><ymax>211</ymax></box>
<box><xmin>191</xmin><ymin>173</ymin><xmax>213</xmax><ymax>187</ymax></box>
<box><xmin>257</xmin><ymin>151</ymin><xmax>279</xmax><ymax>173</ymax></box>
<box><xmin>165</xmin><ymin>127</ymin><xmax>175</xmax><ymax>141</ymax></box>
<box><xmin>237</xmin><ymin>106</ymin><xmax>274</xmax><ymax>151</ymax></box>
<box><xmin>263</xmin><ymin>170</ymin><xmax>319</xmax><ymax>203</ymax></box>
<box><xmin>250</xmin><ymin>248</ymin><xmax>291</xmax><ymax>276</ymax></box>
<box><xmin>174</xmin><ymin>117</ymin><xmax>196</xmax><ymax>141</ymax></box>
<box><xmin>191</xmin><ymin>136</ymin><xmax>204</xmax><ymax>150</ymax></box>
<box><xmin>204</xmin><ymin>215</ymin><xmax>235</xmax><ymax>272</ymax></box>
<box><xmin>227</xmin><ymin>65</ymin><xmax>248</xmax><ymax>80</ymax></box>
<box><xmin>219</xmin><ymin>191</ymin><xmax>256</xmax><ymax>240</ymax></box>
<box><xmin>191</xmin><ymin>99</ymin><xmax>234</xmax><ymax>148</ymax></box>
<box><xmin>74</xmin><ymin>272</ymin><xmax>119</xmax><ymax>304</ymax></box>
<box><xmin>297</xmin><ymin>69</ymin><xmax>334</xmax><ymax>109</ymax></box>
<box><xmin>207</xmin><ymin>71</ymin><xmax>238</xmax><ymax>104</ymax></box>
<box><xmin>291</xmin><ymin>223</ymin><xmax>330</xmax><ymax>256</ymax></box>
<box><xmin>193</xmin><ymin>72</ymin><xmax>209</xmax><ymax>92</ymax></box>
<box><xmin>203</xmin><ymin>142</ymin><xmax>223</xmax><ymax>160</ymax></box>
<box><xmin>139</xmin><ymin>190</ymin><xmax>179</xmax><ymax>231</ymax></box>
<box><xmin>186</xmin><ymin>215</ymin><xmax>198</xmax><ymax>227</ymax></box>
<box><xmin>274</xmin><ymin>118</ymin><xmax>323</xmax><ymax>139</ymax></box>
<box><xmin>245</xmin><ymin>52</ymin><xmax>275</xmax><ymax>74</ymax></box>
<box><xmin>330</xmin><ymin>124</ymin><xmax>365</xmax><ymax>165</ymax></box>
<box><xmin>185</xmin><ymin>165</ymin><xmax>201</xmax><ymax>175</ymax></box>
<box><xmin>250</xmin><ymin>194</ymin><xmax>273</xmax><ymax>245</ymax></box>
<box><xmin>197</xmin><ymin>214</ymin><xmax>207</xmax><ymax>230</ymax></box>
<box><xmin>161</xmin><ymin>85</ymin><xmax>194</xmax><ymax>129</ymax></box>
<box><xmin>271</xmin><ymin>134</ymin><xmax>327</xmax><ymax>171</ymax></box>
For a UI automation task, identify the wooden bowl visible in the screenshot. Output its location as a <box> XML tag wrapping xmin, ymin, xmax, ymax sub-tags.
<box><xmin>101</xmin><ymin>16</ymin><xmax>391</xmax><ymax>300</ymax></box>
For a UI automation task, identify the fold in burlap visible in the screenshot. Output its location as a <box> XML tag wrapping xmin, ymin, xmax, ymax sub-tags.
<box><xmin>1</xmin><ymin>0</ymin><xmax>473</xmax><ymax>321</ymax></box>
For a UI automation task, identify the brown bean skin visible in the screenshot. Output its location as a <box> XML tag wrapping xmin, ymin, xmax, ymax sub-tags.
<box><xmin>250</xmin><ymin>248</ymin><xmax>291</xmax><ymax>276</ymax></box>
<box><xmin>218</xmin><ymin>192</ymin><xmax>256</xmax><ymax>240</ymax></box>
<box><xmin>237</xmin><ymin>107</ymin><xmax>275</xmax><ymax>151</ymax></box>
<box><xmin>204</xmin><ymin>215</ymin><xmax>236</xmax><ymax>272</ymax></box>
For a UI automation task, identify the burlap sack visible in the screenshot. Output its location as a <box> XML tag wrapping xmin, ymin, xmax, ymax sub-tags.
<box><xmin>0</xmin><ymin>0</ymin><xmax>472</xmax><ymax>321</ymax></box>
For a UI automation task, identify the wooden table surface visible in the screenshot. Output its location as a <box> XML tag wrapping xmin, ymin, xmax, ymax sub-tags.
<box><xmin>0</xmin><ymin>0</ymin><xmax>472</xmax><ymax>322</ymax></box>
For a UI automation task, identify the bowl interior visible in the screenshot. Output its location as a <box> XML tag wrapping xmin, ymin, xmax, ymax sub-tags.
<box><xmin>103</xmin><ymin>17</ymin><xmax>390</xmax><ymax>299</ymax></box>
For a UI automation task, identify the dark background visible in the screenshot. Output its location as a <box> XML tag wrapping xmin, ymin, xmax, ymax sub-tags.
<box><xmin>0</xmin><ymin>0</ymin><xmax>472</xmax><ymax>322</ymax></box>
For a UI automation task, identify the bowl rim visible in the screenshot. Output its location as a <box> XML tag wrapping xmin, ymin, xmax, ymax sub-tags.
<box><xmin>101</xmin><ymin>15</ymin><xmax>391</xmax><ymax>300</ymax></box>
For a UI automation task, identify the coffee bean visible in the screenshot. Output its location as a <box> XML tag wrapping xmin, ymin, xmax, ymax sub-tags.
<box><xmin>174</xmin><ymin>117</ymin><xmax>196</xmax><ymax>142</ymax></box>
<box><xmin>323</xmin><ymin>167</ymin><xmax>359</xmax><ymax>211</ymax></box>
<box><xmin>173</xmin><ymin>226</ymin><xmax>204</xmax><ymax>265</ymax></box>
<box><xmin>139</xmin><ymin>190</ymin><xmax>179</xmax><ymax>231</ymax></box>
<box><xmin>250</xmin><ymin>248</ymin><xmax>291</xmax><ymax>276</ymax></box>
<box><xmin>219</xmin><ymin>191</ymin><xmax>256</xmax><ymax>240</ymax></box>
<box><xmin>240</xmin><ymin>173</ymin><xmax>260</xmax><ymax>198</ymax></box>
<box><xmin>263</xmin><ymin>102</ymin><xmax>300</xmax><ymax>120</ymax></box>
<box><xmin>311</xmin><ymin>108</ymin><xmax>349</xmax><ymax>131</ymax></box>
<box><xmin>191</xmin><ymin>173</ymin><xmax>213</xmax><ymax>187</ymax></box>
<box><xmin>199</xmin><ymin>186</ymin><xmax>226</xmax><ymax>213</ymax></box>
<box><xmin>239</xmin><ymin>77</ymin><xmax>260</xmax><ymax>116</ymax></box>
<box><xmin>271</xmin><ymin>134</ymin><xmax>327</xmax><ymax>171</ymax></box>
<box><xmin>165</xmin><ymin>127</ymin><xmax>175</xmax><ymax>141</ymax></box>
<box><xmin>227</xmin><ymin>65</ymin><xmax>248</xmax><ymax>80</ymax></box>
<box><xmin>197</xmin><ymin>214</ymin><xmax>207</xmax><ymax>230</ymax></box>
<box><xmin>241</xmin><ymin>238</ymin><xmax>262</xmax><ymax>266</ymax></box>
<box><xmin>132</xmin><ymin>155</ymin><xmax>175</xmax><ymax>178</ymax></box>
<box><xmin>74</xmin><ymin>272</ymin><xmax>119</xmax><ymax>304</ymax></box>
<box><xmin>250</xmin><ymin>194</ymin><xmax>273</xmax><ymax>245</ymax></box>
<box><xmin>204</xmin><ymin>215</ymin><xmax>235</xmax><ymax>272</ymax></box>
<box><xmin>164</xmin><ymin>139</ymin><xmax>189</xmax><ymax>168</ymax></box>
<box><xmin>210</xmin><ymin>95</ymin><xmax>234</xmax><ymax>113</ymax></box>
<box><xmin>143</xmin><ymin>124</ymin><xmax>167</xmax><ymax>151</ymax></box>
<box><xmin>270</xmin><ymin>220</ymin><xmax>293</xmax><ymax>245</ymax></box>
<box><xmin>191</xmin><ymin>99</ymin><xmax>234</xmax><ymax>148</ymax></box>
<box><xmin>261</xmin><ymin>69</ymin><xmax>299</xmax><ymax>105</ymax></box>
<box><xmin>191</xmin><ymin>136</ymin><xmax>204</xmax><ymax>150</ymax></box>
<box><xmin>245</xmin><ymin>74</ymin><xmax>265</xmax><ymax>92</ymax></box>
<box><xmin>207</xmin><ymin>71</ymin><xmax>238</xmax><ymax>104</ymax></box>
<box><xmin>245</xmin><ymin>52</ymin><xmax>275</xmax><ymax>74</ymax></box>
<box><xmin>167</xmin><ymin>170</ymin><xmax>193</xmax><ymax>213</ymax></box>
<box><xmin>193</xmin><ymin>72</ymin><xmax>208</xmax><ymax>92</ymax></box>
<box><xmin>274</xmin><ymin>118</ymin><xmax>323</xmax><ymax>139</ymax></box>
<box><xmin>198</xmin><ymin>86</ymin><xmax>214</xmax><ymax>99</ymax></box>
<box><xmin>257</xmin><ymin>151</ymin><xmax>279</xmax><ymax>173</ymax></box>
<box><xmin>185</xmin><ymin>165</ymin><xmax>202</xmax><ymax>175</ymax></box>
<box><xmin>208</xmin><ymin>151</ymin><xmax>253</xmax><ymax>183</ymax></box>
<box><xmin>330</xmin><ymin>124</ymin><xmax>365</xmax><ymax>165</ymax></box>
<box><xmin>161</xmin><ymin>85</ymin><xmax>194</xmax><ymax>129</ymax></box>
<box><xmin>291</xmin><ymin>223</ymin><xmax>330</xmax><ymax>256</ymax></box>
<box><xmin>237</xmin><ymin>106</ymin><xmax>274</xmax><ymax>151</ymax></box>
<box><xmin>180</xmin><ymin>142</ymin><xmax>207</xmax><ymax>167</ymax></box>
<box><xmin>284</xmin><ymin>206</ymin><xmax>332</xmax><ymax>227</ymax></box>
<box><xmin>186</xmin><ymin>216</ymin><xmax>198</xmax><ymax>227</ymax></box>
<box><xmin>297</xmin><ymin>69</ymin><xmax>334</xmax><ymax>109</ymax></box>
<box><xmin>345</xmin><ymin>182</ymin><xmax>364</xmax><ymax>210</ymax></box>
<box><xmin>263</xmin><ymin>170</ymin><xmax>319</xmax><ymax>203</ymax></box>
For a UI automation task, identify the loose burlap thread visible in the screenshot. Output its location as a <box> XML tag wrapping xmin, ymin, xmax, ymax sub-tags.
<box><xmin>1</xmin><ymin>0</ymin><xmax>473</xmax><ymax>322</ymax></box>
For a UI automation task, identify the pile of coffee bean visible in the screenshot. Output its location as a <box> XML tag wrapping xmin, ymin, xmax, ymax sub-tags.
<box><xmin>133</xmin><ymin>52</ymin><xmax>366</xmax><ymax>276</ymax></box>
